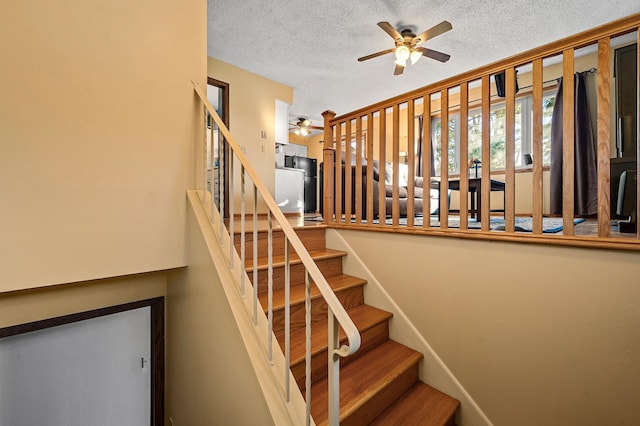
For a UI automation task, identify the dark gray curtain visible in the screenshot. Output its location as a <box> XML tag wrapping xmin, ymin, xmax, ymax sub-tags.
<box><xmin>416</xmin><ymin>115</ymin><xmax>435</xmax><ymax>177</ymax></box>
<box><xmin>549</xmin><ymin>72</ymin><xmax>598</xmax><ymax>216</ymax></box>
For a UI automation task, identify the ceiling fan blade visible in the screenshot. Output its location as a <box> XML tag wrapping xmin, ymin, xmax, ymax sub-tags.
<box><xmin>413</xmin><ymin>20</ymin><xmax>452</xmax><ymax>45</ymax></box>
<box><xmin>377</xmin><ymin>21</ymin><xmax>403</xmax><ymax>43</ymax></box>
<box><xmin>394</xmin><ymin>64</ymin><xmax>405</xmax><ymax>76</ymax></box>
<box><xmin>309</xmin><ymin>125</ymin><xmax>324</xmax><ymax>130</ymax></box>
<box><xmin>357</xmin><ymin>48</ymin><xmax>396</xmax><ymax>62</ymax></box>
<box><xmin>416</xmin><ymin>47</ymin><xmax>451</xmax><ymax>63</ymax></box>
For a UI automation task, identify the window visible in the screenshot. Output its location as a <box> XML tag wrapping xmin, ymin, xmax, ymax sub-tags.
<box><xmin>431</xmin><ymin>90</ymin><xmax>556</xmax><ymax>175</ymax></box>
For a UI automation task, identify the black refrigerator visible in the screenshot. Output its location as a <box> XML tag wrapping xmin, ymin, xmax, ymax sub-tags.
<box><xmin>285</xmin><ymin>155</ymin><xmax>317</xmax><ymax>213</ymax></box>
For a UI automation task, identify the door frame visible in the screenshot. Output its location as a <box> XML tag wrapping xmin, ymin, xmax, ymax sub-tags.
<box><xmin>207</xmin><ymin>77</ymin><xmax>230</xmax><ymax>218</ymax></box>
<box><xmin>0</xmin><ymin>297</ymin><xmax>165</xmax><ymax>426</ymax></box>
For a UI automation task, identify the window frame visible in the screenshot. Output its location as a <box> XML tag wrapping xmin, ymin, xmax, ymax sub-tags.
<box><xmin>430</xmin><ymin>87</ymin><xmax>557</xmax><ymax>176</ymax></box>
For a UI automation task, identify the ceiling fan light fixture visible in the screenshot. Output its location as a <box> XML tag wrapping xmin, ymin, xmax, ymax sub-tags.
<box><xmin>393</xmin><ymin>57</ymin><xmax>407</xmax><ymax>67</ymax></box>
<box><xmin>394</xmin><ymin>45</ymin><xmax>410</xmax><ymax>62</ymax></box>
<box><xmin>410</xmin><ymin>49</ymin><xmax>422</xmax><ymax>65</ymax></box>
<box><xmin>359</xmin><ymin>20</ymin><xmax>452</xmax><ymax>76</ymax></box>
<box><xmin>299</xmin><ymin>127</ymin><xmax>310</xmax><ymax>136</ymax></box>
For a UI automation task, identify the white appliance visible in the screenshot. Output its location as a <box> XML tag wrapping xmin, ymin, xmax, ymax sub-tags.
<box><xmin>275</xmin><ymin>167</ymin><xmax>304</xmax><ymax>213</ymax></box>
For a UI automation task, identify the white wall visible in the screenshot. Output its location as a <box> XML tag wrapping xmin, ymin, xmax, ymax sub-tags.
<box><xmin>333</xmin><ymin>229</ymin><xmax>640</xmax><ymax>426</ymax></box>
<box><xmin>0</xmin><ymin>0</ymin><xmax>205</xmax><ymax>292</ymax></box>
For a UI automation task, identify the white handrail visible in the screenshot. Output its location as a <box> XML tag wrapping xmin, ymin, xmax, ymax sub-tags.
<box><xmin>193</xmin><ymin>81</ymin><xmax>361</xmax><ymax>423</ymax></box>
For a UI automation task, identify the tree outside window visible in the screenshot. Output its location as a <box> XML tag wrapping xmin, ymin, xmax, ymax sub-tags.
<box><xmin>430</xmin><ymin>90</ymin><xmax>556</xmax><ymax>175</ymax></box>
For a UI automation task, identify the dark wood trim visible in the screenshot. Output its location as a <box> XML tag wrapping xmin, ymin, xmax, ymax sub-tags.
<box><xmin>207</xmin><ymin>77</ymin><xmax>229</xmax><ymax>129</ymax></box>
<box><xmin>0</xmin><ymin>297</ymin><xmax>165</xmax><ymax>426</ymax></box>
<box><xmin>151</xmin><ymin>298</ymin><xmax>165</xmax><ymax>426</ymax></box>
<box><xmin>207</xmin><ymin>77</ymin><xmax>231</xmax><ymax>219</ymax></box>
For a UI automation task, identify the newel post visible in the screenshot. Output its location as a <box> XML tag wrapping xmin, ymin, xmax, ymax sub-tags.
<box><xmin>322</xmin><ymin>110</ymin><xmax>336</xmax><ymax>224</ymax></box>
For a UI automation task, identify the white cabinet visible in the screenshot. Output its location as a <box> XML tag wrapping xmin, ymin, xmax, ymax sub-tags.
<box><xmin>275</xmin><ymin>99</ymin><xmax>289</xmax><ymax>145</ymax></box>
<box><xmin>283</xmin><ymin>143</ymin><xmax>307</xmax><ymax>157</ymax></box>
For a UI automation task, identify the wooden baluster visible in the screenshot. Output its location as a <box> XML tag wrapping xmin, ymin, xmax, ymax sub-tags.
<box><xmin>532</xmin><ymin>59</ymin><xmax>544</xmax><ymax>234</ymax></box>
<box><xmin>344</xmin><ymin>120</ymin><xmax>353</xmax><ymax>223</ymax></box>
<box><xmin>505</xmin><ymin>67</ymin><xmax>517</xmax><ymax>233</ymax></box>
<box><xmin>407</xmin><ymin>99</ymin><xmax>416</xmax><ymax>227</ymax></box>
<box><xmin>562</xmin><ymin>49</ymin><xmax>575</xmax><ymax>236</ymax></box>
<box><xmin>440</xmin><ymin>90</ymin><xmax>449</xmax><ymax>229</ymax></box>
<box><xmin>423</xmin><ymin>95</ymin><xmax>432</xmax><ymax>230</ymax></box>
<box><xmin>322</xmin><ymin>110</ymin><xmax>336</xmax><ymax>224</ymax></box>
<box><xmin>392</xmin><ymin>104</ymin><xmax>400</xmax><ymax>227</ymax></box>
<box><xmin>481</xmin><ymin>75</ymin><xmax>491</xmax><ymax>232</ymax></box>
<box><xmin>335</xmin><ymin>122</ymin><xmax>343</xmax><ymax>223</ymax></box>
<box><xmin>597</xmin><ymin>38</ymin><xmax>611</xmax><ymax>238</ymax></box>
<box><xmin>355</xmin><ymin>116</ymin><xmax>363</xmax><ymax>224</ymax></box>
<box><xmin>366</xmin><ymin>112</ymin><xmax>374</xmax><ymax>223</ymax></box>
<box><xmin>378</xmin><ymin>108</ymin><xmax>387</xmax><ymax>222</ymax></box>
<box><xmin>459</xmin><ymin>83</ymin><xmax>469</xmax><ymax>231</ymax></box>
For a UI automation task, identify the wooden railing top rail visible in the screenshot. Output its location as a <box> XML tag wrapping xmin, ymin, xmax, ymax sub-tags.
<box><xmin>332</xmin><ymin>13</ymin><xmax>640</xmax><ymax>123</ymax></box>
<box><xmin>193</xmin><ymin>81</ymin><xmax>361</xmax><ymax>358</ymax></box>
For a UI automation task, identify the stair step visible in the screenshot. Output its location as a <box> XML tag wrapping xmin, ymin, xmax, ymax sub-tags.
<box><xmin>263</xmin><ymin>274</ymin><xmax>366</xmax><ymax>336</ymax></box>
<box><xmin>259</xmin><ymin>274</ymin><xmax>366</xmax><ymax>312</ymax></box>
<box><xmin>248</xmin><ymin>250</ymin><xmax>347</xmax><ymax>291</ymax></box>
<box><xmin>287</xmin><ymin>304</ymin><xmax>393</xmax><ymax>390</ymax></box>
<box><xmin>370</xmin><ymin>382</ymin><xmax>460</xmax><ymax>426</ymax></box>
<box><xmin>234</xmin><ymin>226</ymin><xmax>327</xmax><ymax>261</ymax></box>
<box><xmin>247</xmin><ymin>248</ymin><xmax>347</xmax><ymax>271</ymax></box>
<box><xmin>311</xmin><ymin>340</ymin><xmax>423</xmax><ymax>426</ymax></box>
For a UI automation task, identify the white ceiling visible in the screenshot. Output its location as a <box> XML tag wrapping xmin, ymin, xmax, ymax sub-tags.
<box><xmin>208</xmin><ymin>1</ymin><xmax>639</xmax><ymax>129</ymax></box>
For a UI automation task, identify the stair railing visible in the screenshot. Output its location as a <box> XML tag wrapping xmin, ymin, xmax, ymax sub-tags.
<box><xmin>193</xmin><ymin>82</ymin><xmax>361</xmax><ymax>425</ymax></box>
<box><xmin>321</xmin><ymin>13</ymin><xmax>640</xmax><ymax>251</ymax></box>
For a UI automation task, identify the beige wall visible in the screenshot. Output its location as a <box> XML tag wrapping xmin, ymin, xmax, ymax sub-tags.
<box><xmin>335</xmin><ymin>229</ymin><xmax>640</xmax><ymax>425</ymax></box>
<box><xmin>165</xmin><ymin>198</ymin><xmax>274</xmax><ymax>425</ymax></box>
<box><xmin>0</xmin><ymin>273</ymin><xmax>166</xmax><ymax>329</ymax></box>
<box><xmin>207</xmin><ymin>57</ymin><xmax>293</xmax><ymax>202</ymax></box>
<box><xmin>0</xmin><ymin>0</ymin><xmax>205</xmax><ymax>292</ymax></box>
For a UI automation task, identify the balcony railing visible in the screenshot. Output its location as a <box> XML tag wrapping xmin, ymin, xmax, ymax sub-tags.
<box><xmin>321</xmin><ymin>13</ymin><xmax>640</xmax><ymax>251</ymax></box>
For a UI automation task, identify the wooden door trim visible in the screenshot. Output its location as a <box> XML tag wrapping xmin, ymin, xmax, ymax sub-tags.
<box><xmin>207</xmin><ymin>77</ymin><xmax>230</xmax><ymax>218</ymax></box>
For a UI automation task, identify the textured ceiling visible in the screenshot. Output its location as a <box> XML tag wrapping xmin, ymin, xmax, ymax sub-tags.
<box><xmin>208</xmin><ymin>0</ymin><xmax>639</xmax><ymax>129</ymax></box>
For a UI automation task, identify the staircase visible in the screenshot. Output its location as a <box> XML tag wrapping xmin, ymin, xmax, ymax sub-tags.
<box><xmin>236</xmin><ymin>222</ymin><xmax>460</xmax><ymax>425</ymax></box>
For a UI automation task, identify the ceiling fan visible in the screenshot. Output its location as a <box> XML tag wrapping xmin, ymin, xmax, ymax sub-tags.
<box><xmin>290</xmin><ymin>117</ymin><xmax>323</xmax><ymax>136</ymax></box>
<box><xmin>358</xmin><ymin>20</ymin><xmax>452</xmax><ymax>75</ymax></box>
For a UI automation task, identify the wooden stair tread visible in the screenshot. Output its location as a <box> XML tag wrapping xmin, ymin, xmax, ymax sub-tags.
<box><xmin>311</xmin><ymin>340</ymin><xmax>423</xmax><ymax>424</ymax></box>
<box><xmin>288</xmin><ymin>304</ymin><xmax>393</xmax><ymax>367</ymax></box>
<box><xmin>370</xmin><ymin>382</ymin><xmax>460</xmax><ymax>426</ymax></box>
<box><xmin>258</xmin><ymin>274</ymin><xmax>366</xmax><ymax>312</ymax></box>
<box><xmin>246</xmin><ymin>248</ymin><xmax>347</xmax><ymax>271</ymax></box>
<box><xmin>230</xmin><ymin>222</ymin><xmax>328</xmax><ymax>234</ymax></box>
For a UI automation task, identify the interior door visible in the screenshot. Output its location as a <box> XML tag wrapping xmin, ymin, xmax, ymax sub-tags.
<box><xmin>0</xmin><ymin>307</ymin><xmax>151</xmax><ymax>426</ymax></box>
